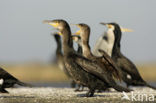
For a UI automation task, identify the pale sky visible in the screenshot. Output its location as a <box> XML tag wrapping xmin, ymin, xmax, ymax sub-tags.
<box><xmin>0</xmin><ymin>0</ymin><xmax>156</xmax><ymax>63</ymax></box>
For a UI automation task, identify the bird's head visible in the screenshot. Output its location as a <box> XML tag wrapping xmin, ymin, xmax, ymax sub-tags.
<box><xmin>73</xmin><ymin>23</ymin><xmax>90</xmax><ymax>42</ymax></box>
<box><xmin>43</xmin><ymin>19</ymin><xmax>69</xmax><ymax>32</ymax></box>
<box><xmin>100</xmin><ymin>22</ymin><xmax>133</xmax><ymax>33</ymax></box>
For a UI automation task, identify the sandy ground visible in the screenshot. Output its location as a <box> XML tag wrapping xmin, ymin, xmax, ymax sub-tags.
<box><xmin>0</xmin><ymin>87</ymin><xmax>156</xmax><ymax>103</ymax></box>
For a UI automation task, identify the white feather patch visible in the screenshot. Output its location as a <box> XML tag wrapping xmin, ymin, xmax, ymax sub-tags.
<box><xmin>93</xmin><ymin>29</ymin><xmax>115</xmax><ymax>57</ymax></box>
<box><xmin>127</xmin><ymin>74</ymin><xmax>131</xmax><ymax>79</ymax></box>
<box><xmin>0</xmin><ymin>79</ymin><xmax>4</xmax><ymax>85</ymax></box>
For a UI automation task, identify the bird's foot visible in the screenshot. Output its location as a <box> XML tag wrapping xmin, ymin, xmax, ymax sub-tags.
<box><xmin>86</xmin><ymin>89</ymin><xmax>95</xmax><ymax>97</ymax></box>
<box><xmin>70</xmin><ymin>81</ymin><xmax>76</xmax><ymax>88</ymax></box>
<box><xmin>0</xmin><ymin>89</ymin><xmax>9</xmax><ymax>93</ymax></box>
<box><xmin>75</xmin><ymin>86</ymin><xmax>84</xmax><ymax>92</ymax></box>
<box><xmin>74</xmin><ymin>88</ymin><xmax>82</xmax><ymax>92</ymax></box>
<box><xmin>86</xmin><ymin>92</ymin><xmax>94</xmax><ymax>97</ymax></box>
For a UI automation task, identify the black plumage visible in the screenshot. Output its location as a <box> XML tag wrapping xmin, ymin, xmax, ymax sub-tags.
<box><xmin>100</xmin><ymin>22</ymin><xmax>156</xmax><ymax>89</ymax></box>
<box><xmin>73</xmin><ymin>23</ymin><xmax>132</xmax><ymax>92</ymax></box>
<box><xmin>72</xmin><ymin>36</ymin><xmax>84</xmax><ymax>91</ymax></box>
<box><xmin>53</xmin><ymin>33</ymin><xmax>76</xmax><ymax>88</ymax></box>
<box><xmin>44</xmin><ymin>19</ymin><xmax>132</xmax><ymax>96</ymax></box>
<box><xmin>0</xmin><ymin>67</ymin><xmax>31</xmax><ymax>93</ymax></box>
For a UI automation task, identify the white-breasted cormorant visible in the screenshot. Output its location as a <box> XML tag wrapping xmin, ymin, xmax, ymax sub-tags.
<box><xmin>93</xmin><ymin>24</ymin><xmax>132</xmax><ymax>57</ymax></box>
<box><xmin>99</xmin><ymin>22</ymin><xmax>156</xmax><ymax>89</ymax></box>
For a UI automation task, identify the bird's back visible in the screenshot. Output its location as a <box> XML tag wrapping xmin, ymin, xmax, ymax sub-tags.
<box><xmin>0</xmin><ymin>67</ymin><xmax>17</xmax><ymax>80</ymax></box>
<box><xmin>115</xmin><ymin>54</ymin><xmax>144</xmax><ymax>81</ymax></box>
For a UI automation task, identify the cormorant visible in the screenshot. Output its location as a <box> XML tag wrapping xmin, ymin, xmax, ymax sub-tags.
<box><xmin>72</xmin><ymin>36</ymin><xmax>84</xmax><ymax>91</ymax></box>
<box><xmin>43</xmin><ymin>19</ymin><xmax>132</xmax><ymax>96</ymax></box>
<box><xmin>53</xmin><ymin>33</ymin><xmax>76</xmax><ymax>88</ymax></box>
<box><xmin>0</xmin><ymin>67</ymin><xmax>32</xmax><ymax>93</ymax></box>
<box><xmin>72</xmin><ymin>23</ymin><xmax>132</xmax><ymax>91</ymax></box>
<box><xmin>99</xmin><ymin>22</ymin><xmax>156</xmax><ymax>89</ymax></box>
<box><xmin>93</xmin><ymin>24</ymin><xmax>132</xmax><ymax>57</ymax></box>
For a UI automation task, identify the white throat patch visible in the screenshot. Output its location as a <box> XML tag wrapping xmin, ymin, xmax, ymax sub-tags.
<box><xmin>93</xmin><ymin>29</ymin><xmax>115</xmax><ymax>57</ymax></box>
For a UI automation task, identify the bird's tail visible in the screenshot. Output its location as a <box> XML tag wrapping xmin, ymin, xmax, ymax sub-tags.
<box><xmin>135</xmin><ymin>80</ymin><xmax>156</xmax><ymax>90</ymax></box>
<box><xmin>145</xmin><ymin>83</ymin><xmax>156</xmax><ymax>90</ymax></box>
<box><xmin>17</xmin><ymin>81</ymin><xmax>33</xmax><ymax>87</ymax></box>
<box><xmin>113</xmin><ymin>84</ymin><xmax>133</xmax><ymax>92</ymax></box>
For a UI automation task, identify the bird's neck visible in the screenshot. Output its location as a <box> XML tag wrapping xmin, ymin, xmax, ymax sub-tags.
<box><xmin>104</xmin><ymin>30</ymin><xmax>115</xmax><ymax>57</ymax></box>
<box><xmin>81</xmin><ymin>40</ymin><xmax>93</xmax><ymax>58</ymax></box>
<box><xmin>56</xmin><ymin>42</ymin><xmax>62</xmax><ymax>54</ymax></box>
<box><xmin>112</xmin><ymin>45</ymin><xmax>122</xmax><ymax>61</ymax></box>
<box><xmin>56</xmin><ymin>39</ymin><xmax>62</xmax><ymax>55</ymax></box>
<box><xmin>77</xmin><ymin>44</ymin><xmax>82</xmax><ymax>54</ymax></box>
<box><xmin>112</xmin><ymin>31</ymin><xmax>122</xmax><ymax>59</ymax></box>
<box><xmin>112</xmin><ymin>44</ymin><xmax>121</xmax><ymax>55</ymax></box>
<box><xmin>61</xmin><ymin>27</ymin><xmax>74</xmax><ymax>55</ymax></box>
<box><xmin>106</xmin><ymin>29</ymin><xmax>115</xmax><ymax>44</ymax></box>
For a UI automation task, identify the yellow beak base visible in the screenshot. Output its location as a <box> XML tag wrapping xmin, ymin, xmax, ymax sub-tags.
<box><xmin>75</xmin><ymin>30</ymin><xmax>81</xmax><ymax>35</ymax></box>
<box><xmin>49</xmin><ymin>23</ymin><xmax>59</xmax><ymax>28</ymax></box>
<box><xmin>43</xmin><ymin>20</ymin><xmax>59</xmax><ymax>28</ymax></box>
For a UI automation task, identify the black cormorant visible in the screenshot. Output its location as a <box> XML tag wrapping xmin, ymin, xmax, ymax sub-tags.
<box><xmin>99</xmin><ymin>22</ymin><xmax>156</xmax><ymax>89</ymax></box>
<box><xmin>53</xmin><ymin>33</ymin><xmax>76</xmax><ymax>88</ymax></box>
<box><xmin>0</xmin><ymin>67</ymin><xmax>31</xmax><ymax>93</ymax></box>
<box><xmin>72</xmin><ymin>36</ymin><xmax>84</xmax><ymax>91</ymax></box>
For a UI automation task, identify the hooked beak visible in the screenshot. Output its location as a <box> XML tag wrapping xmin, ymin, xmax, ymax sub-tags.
<box><xmin>43</xmin><ymin>20</ymin><xmax>59</xmax><ymax>28</ymax></box>
<box><xmin>100</xmin><ymin>22</ymin><xmax>133</xmax><ymax>32</ymax></box>
<box><xmin>100</xmin><ymin>22</ymin><xmax>107</xmax><ymax>25</ymax></box>
<box><xmin>100</xmin><ymin>22</ymin><xmax>114</xmax><ymax>29</ymax></box>
<box><xmin>74</xmin><ymin>30</ymin><xmax>81</xmax><ymax>35</ymax></box>
<box><xmin>70</xmin><ymin>24</ymin><xmax>81</xmax><ymax>35</ymax></box>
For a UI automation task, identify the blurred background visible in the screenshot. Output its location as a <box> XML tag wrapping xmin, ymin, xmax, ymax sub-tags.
<box><xmin>0</xmin><ymin>0</ymin><xmax>156</xmax><ymax>86</ymax></box>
